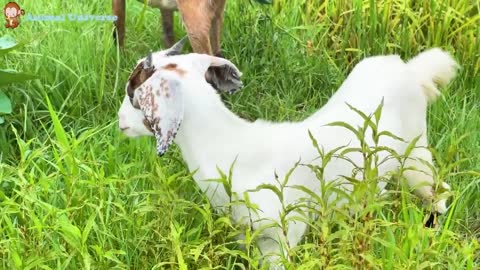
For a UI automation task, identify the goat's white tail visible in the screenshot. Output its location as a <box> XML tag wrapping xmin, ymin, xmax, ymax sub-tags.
<box><xmin>407</xmin><ymin>48</ymin><xmax>459</xmax><ymax>102</ymax></box>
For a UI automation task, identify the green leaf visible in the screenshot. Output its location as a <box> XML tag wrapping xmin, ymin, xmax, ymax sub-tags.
<box><xmin>215</xmin><ymin>165</ymin><xmax>232</xmax><ymax>198</ymax></box>
<box><xmin>0</xmin><ymin>69</ymin><xmax>37</xmax><ymax>86</ymax></box>
<box><xmin>46</xmin><ymin>95</ymin><xmax>70</xmax><ymax>150</ymax></box>
<box><xmin>0</xmin><ymin>90</ymin><xmax>12</xmax><ymax>114</ymax></box>
<box><xmin>0</xmin><ymin>116</ymin><xmax>4</xmax><ymax>124</ymax></box>
<box><xmin>290</xmin><ymin>184</ymin><xmax>322</xmax><ymax>204</ymax></box>
<box><xmin>248</xmin><ymin>183</ymin><xmax>283</xmax><ymax>202</ymax></box>
<box><xmin>345</xmin><ymin>102</ymin><xmax>374</xmax><ymax>129</ymax></box>
<box><xmin>82</xmin><ymin>212</ymin><xmax>97</xmax><ymax>245</ymax></box>
<box><xmin>58</xmin><ymin>215</ymin><xmax>83</xmax><ymax>252</ymax></box>
<box><xmin>282</xmin><ymin>160</ymin><xmax>299</xmax><ymax>186</ymax></box>
<box><xmin>11</xmin><ymin>248</ymin><xmax>22</xmax><ymax>268</ymax></box>
<box><xmin>403</xmin><ymin>135</ymin><xmax>422</xmax><ymax>158</ymax></box>
<box><xmin>308</xmin><ymin>129</ymin><xmax>322</xmax><ymax>155</ymax></box>
<box><xmin>170</xmin><ymin>222</ymin><xmax>187</xmax><ymax>270</ymax></box>
<box><xmin>325</xmin><ymin>121</ymin><xmax>363</xmax><ymax>143</ymax></box>
<box><xmin>190</xmin><ymin>241</ymin><xmax>209</xmax><ymax>262</ymax></box>
<box><xmin>377</xmin><ymin>130</ymin><xmax>406</xmax><ymax>142</ymax></box>
<box><xmin>373</xmin><ymin>98</ymin><xmax>385</xmax><ymax>123</ymax></box>
<box><xmin>0</xmin><ymin>35</ymin><xmax>25</xmax><ymax>56</ymax></box>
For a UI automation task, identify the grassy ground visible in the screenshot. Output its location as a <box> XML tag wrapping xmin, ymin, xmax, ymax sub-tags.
<box><xmin>1</xmin><ymin>0</ymin><xmax>479</xmax><ymax>269</ymax></box>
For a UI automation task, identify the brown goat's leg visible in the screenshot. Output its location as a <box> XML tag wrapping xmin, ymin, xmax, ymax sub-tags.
<box><xmin>112</xmin><ymin>0</ymin><xmax>126</xmax><ymax>47</ymax></box>
<box><xmin>160</xmin><ymin>8</ymin><xmax>176</xmax><ymax>47</ymax></box>
<box><xmin>177</xmin><ymin>0</ymin><xmax>214</xmax><ymax>54</ymax></box>
<box><xmin>210</xmin><ymin>0</ymin><xmax>227</xmax><ymax>57</ymax></box>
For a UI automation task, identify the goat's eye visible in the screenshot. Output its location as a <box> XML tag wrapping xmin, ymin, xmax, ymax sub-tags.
<box><xmin>128</xmin><ymin>95</ymin><xmax>140</xmax><ymax>109</ymax></box>
<box><xmin>127</xmin><ymin>88</ymin><xmax>134</xmax><ymax>100</ymax></box>
<box><xmin>127</xmin><ymin>83</ymin><xmax>135</xmax><ymax>100</ymax></box>
<box><xmin>127</xmin><ymin>87</ymin><xmax>138</xmax><ymax>107</ymax></box>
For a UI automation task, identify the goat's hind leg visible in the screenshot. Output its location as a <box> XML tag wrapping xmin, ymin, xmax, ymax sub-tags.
<box><xmin>205</xmin><ymin>0</ymin><xmax>241</xmax><ymax>92</ymax></box>
<box><xmin>210</xmin><ymin>0</ymin><xmax>227</xmax><ymax>57</ymax></box>
<box><xmin>177</xmin><ymin>0</ymin><xmax>214</xmax><ymax>54</ymax></box>
<box><xmin>402</xmin><ymin>136</ymin><xmax>451</xmax><ymax>226</ymax></box>
<box><xmin>112</xmin><ymin>0</ymin><xmax>126</xmax><ymax>47</ymax></box>
<box><xmin>160</xmin><ymin>8</ymin><xmax>176</xmax><ymax>47</ymax></box>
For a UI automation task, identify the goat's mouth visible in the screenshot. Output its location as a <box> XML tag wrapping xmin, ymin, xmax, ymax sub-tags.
<box><xmin>120</xmin><ymin>127</ymin><xmax>130</xmax><ymax>131</ymax></box>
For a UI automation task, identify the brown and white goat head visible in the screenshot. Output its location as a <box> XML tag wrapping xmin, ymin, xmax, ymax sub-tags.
<box><xmin>118</xmin><ymin>38</ymin><xmax>242</xmax><ymax>155</ymax></box>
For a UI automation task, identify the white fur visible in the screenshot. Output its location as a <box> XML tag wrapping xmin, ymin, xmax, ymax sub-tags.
<box><xmin>118</xmin><ymin>48</ymin><xmax>458</xmax><ymax>267</ymax></box>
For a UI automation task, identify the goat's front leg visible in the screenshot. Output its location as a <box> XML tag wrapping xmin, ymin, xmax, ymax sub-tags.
<box><xmin>176</xmin><ymin>0</ymin><xmax>214</xmax><ymax>54</ymax></box>
<box><xmin>210</xmin><ymin>0</ymin><xmax>227</xmax><ymax>57</ymax></box>
<box><xmin>112</xmin><ymin>0</ymin><xmax>126</xmax><ymax>47</ymax></box>
<box><xmin>160</xmin><ymin>8</ymin><xmax>175</xmax><ymax>47</ymax></box>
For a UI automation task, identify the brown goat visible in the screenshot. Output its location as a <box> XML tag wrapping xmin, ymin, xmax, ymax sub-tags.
<box><xmin>112</xmin><ymin>0</ymin><xmax>226</xmax><ymax>57</ymax></box>
<box><xmin>112</xmin><ymin>0</ymin><xmax>238</xmax><ymax>92</ymax></box>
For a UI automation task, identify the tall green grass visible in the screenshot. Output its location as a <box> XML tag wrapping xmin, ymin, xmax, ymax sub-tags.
<box><xmin>0</xmin><ymin>0</ymin><xmax>479</xmax><ymax>269</ymax></box>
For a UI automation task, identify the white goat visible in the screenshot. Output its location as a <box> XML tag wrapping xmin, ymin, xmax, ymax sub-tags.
<box><xmin>117</xmin><ymin>42</ymin><xmax>457</xmax><ymax>267</ymax></box>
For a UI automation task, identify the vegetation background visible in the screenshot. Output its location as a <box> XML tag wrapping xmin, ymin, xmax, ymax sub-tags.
<box><xmin>0</xmin><ymin>0</ymin><xmax>478</xmax><ymax>269</ymax></box>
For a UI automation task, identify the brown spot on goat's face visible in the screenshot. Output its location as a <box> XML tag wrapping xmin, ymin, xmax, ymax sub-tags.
<box><xmin>159</xmin><ymin>78</ymin><xmax>171</xmax><ymax>98</ymax></box>
<box><xmin>164</xmin><ymin>63</ymin><xmax>177</xmax><ymax>69</ymax></box>
<box><xmin>138</xmin><ymin>86</ymin><xmax>158</xmax><ymax>114</ymax></box>
<box><xmin>138</xmin><ymin>86</ymin><xmax>160</xmax><ymax>134</ymax></box>
<box><xmin>165</xmin><ymin>128</ymin><xmax>176</xmax><ymax>144</ymax></box>
<box><xmin>138</xmin><ymin>78</ymin><xmax>175</xmax><ymax>135</ymax></box>
<box><xmin>127</xmin><ymin>61</ymin><xmax>156</xmax><ymax>105</ymax></box>
<box><xmin>143</xmin><ymin>118</ymin><xmax>154</xmax><ymax>132</ymax></box>
<box><xmin>162</xmin><ymin>63</ymin><xmax>186</xmax><ymax>76</ymax></box>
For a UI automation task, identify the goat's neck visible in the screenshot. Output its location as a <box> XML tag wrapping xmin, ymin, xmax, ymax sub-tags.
<box><xmin>174</xmin><ymin>86</ymin><xmax>250</xmax><ymax>170</ymax></box>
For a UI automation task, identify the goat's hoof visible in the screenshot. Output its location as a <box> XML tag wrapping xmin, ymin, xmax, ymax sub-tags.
<box><xmin>424</xmin><ymin>212</ymin><xmax>437</xmax><ymax>228</ymax></box>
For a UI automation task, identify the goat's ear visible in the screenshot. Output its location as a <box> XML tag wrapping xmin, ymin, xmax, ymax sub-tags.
<box><xmin>136</xmin><ymin>73</ymin><xmax>184</xmax><ymax>156</ymax></box>
<box><xmin>127</xmin><ymin>57</ymin><xmax>156</xmax><ymax>102</ymax></box>
<box><xmin>191</xmin><ymin>54</ymin><xmax>243</xmax><ymax>94</ymax></box>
